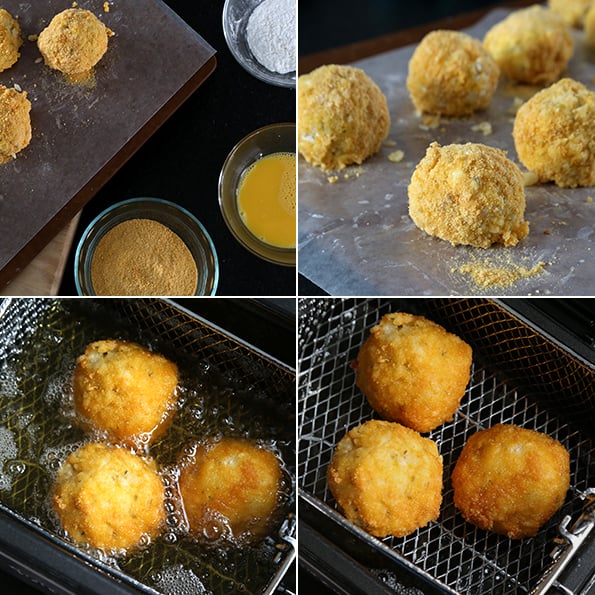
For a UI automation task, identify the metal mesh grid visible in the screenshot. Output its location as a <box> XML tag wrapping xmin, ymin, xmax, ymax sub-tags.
<box><xmin>0</xmin><ymin>298</ymin><xmax>295</xmax><ymax>595</ymax></box>
<box><xmin>298</xmin><ymin>298</ymin><xmax>594</xmax><ymax>595</ymax></box>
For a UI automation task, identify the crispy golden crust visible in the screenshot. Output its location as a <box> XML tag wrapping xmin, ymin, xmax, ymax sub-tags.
<box><xmin>513</xmin><ymin>78</ymin><xmax>595</xmax><ymax>188</ymax></box>
<box><xmin>452</xmin><ymin>424</ymin><xmax>570</xmax><ymax>539</ymax></box>
<box><xmin>0</xmin><ymin>9</ymin><xmax>22</xmax><ymax>72</ymax></box>
<box><xmin>406</xmin><ymin>30</ymin><xmax>500</xmax><ymax>116</ymax></box>
<box><xmin>0</xmin><ymin>85</ymin><xmax>31</xmax><ymax>164</ymax></box>
<box><xmin>327</xmin><ymin>420</ymin><xmax>443</xmax><ymax>538</ymax></box>
<box><xmin>586</xmin><ymin>3</ymin><xmax>595</xmax><ymax>49</ymax></box>
<box><xmin>549</xmin><ymin>0</ymin><xmax>592</xmax><ymax>27</ymax></box>
<box><xmin>37</xmin><ymin>8</ymin><xmax>111</xmax><ymax>78</ymax></box>
<box><xmin>178</xmin><ymin>438</ymin><xmax>282</xmax><ymax>544</ymax></box>
<box><xmin>53</xmin><ymin>443</ymin><xmax>165</xmax><ymax>551</ymax></box>
<box><xmin>298</xmin><ymin>64</ymin><xmax>390</xmax><ymax>170</ymax></box>
<box><xmin>483</xmin><ymin>6</ymin><xmax>573</xmax><ymax>85</ymax></box>
<box><xmin>355</xmin><ymin>313</ymin><xmax>472</xmax><ymax>433</ymax></box>
<box><xmin>73</xmin><ymin>340</ymin><xmax>178</xmax><ymax>446</ymax></box>
<box><xmin>408</xmin><ymin>142</ymin><xmax>529</xmax><ymax>248</ymax></box>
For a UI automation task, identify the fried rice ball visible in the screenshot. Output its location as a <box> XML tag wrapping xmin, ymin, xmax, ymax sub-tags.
<box><xmin>452</xmin><ymin>424</ymin><xmax>570</xmax><ymax>539</ymax></box>
<box><xmin>355</xmin><ymin>313</ymin><xmax>473</xmax><ymax>433</ymax></box>
<box><xmin>406</xmin><ymin>30</ymin><xmax>500</xmax><ymax>116</ymax></box>
<box><xmin>0</xmin><ymin>85</ymin><xmax>31</xmax><ymax>164</ymax></box>
<box><xmin>408</xmin><ymin>142</ymin><xmax>529</xmax><ymax>248</ymax></box>
<box><xmin>37</xmin><ymin>8</ymin><xmax>112</xmax><ymax>80</ymax></box>
<box><xmin>513</xmin><ymin>78</ymin><xmax>595</xmax><ymax>188</ymax></box>
<box><xmin>52</xmin><ymin>443</ymin><xmax>165</xmax><ymax>551</ymax></box>
<box><xmin>483</xmin><ymin>6</ymin><xmax>574</xmax><ymax>85</ymax></box>
<box><xmin>73</xmin><ymin>340</ymin><xmax>179</xmax><ymax>446</ymax></box>
<box><xmin>297</xmin><ymin>64</ymin><xmax>390</xmax><ymax>170</ymax></box>
<box><xmin>327</xmin><ymin>420</ymin><xmax>443</xmax><ymax>538</ymax></box>
<box><xmin>0</xmin><ymin>9</ymin><xmax>22</xmax><ymax>72</ymax></box>
<box><xmin>586</xmin><ymin>3</ymin><xmax>595</xmax><ymax>49</ymax></box>
<box><xmin>178</xmin><ymin>438</ymin><xmax>282</xmax><ymax>544</ymax></box>
<box><xmin>549</xmin><ymin>0</ymin><xmax>592</xmax><ymax>27</ymax></box>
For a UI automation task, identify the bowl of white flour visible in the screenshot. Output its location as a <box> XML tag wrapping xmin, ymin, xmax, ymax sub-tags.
<box><xmin>223</xmin><ymin>0</ymin><xmax>296</xmax><ymax>87</ymax></box>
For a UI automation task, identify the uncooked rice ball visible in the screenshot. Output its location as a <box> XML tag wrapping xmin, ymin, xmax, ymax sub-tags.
<box><xmin>298</xmin><ymin>64</ymin><xmax>390</xmax><ymax>170</ymax></box>
<box><xmin>0</xmin><ymin>8</ymin><xmax>22</xmax><ymax>72</ymax></box>
<box><xmin>513</xmin><ymin>78</ymin><xmax>595</xmax><ymax>188</ymax></box>
<box><xmin>0</xmin><ymin>85</ymin><xmax>31</xmax><ymax>164</ymax></box>
<box><xmin>53</xmin><ymin>443</ymin><xmax>165</xmax><ymax>551</ymax></box>
<box><xmin>408</xmin><ymin>142</ymin><xmax>529</xmax><ymax>248</ymax></box>
<box><xmin>355</xmin><ymin>312</ymin><xmax>473</xmax><ymax>433</ymax></box>
<box><xmin>549</xmin><ymin>0</ymin><xmax>592</xmax><ymax>27</ymax></box>
<box><xmin>483</xmin><ymin>5</ymin><xmax>573</xmax><ymax>85</ymax></box>
<box><xmin>406</xmin><ymin>30</ymin><xmax>500</xmax><ymax>116</ymax></box>
<box><xmin>327</xmin><ymin>420</ymin><xmax>443</xmax><ymax>538</ymax></box>
<box><xmin>38</xmin><ymin>8</ymin><xmax>112</xmax><ymax>79</ymax></box>
<box><xmin>452</xmin><ymin>424</ymin><xmax>570</xmax><ymax>539</ymax></box>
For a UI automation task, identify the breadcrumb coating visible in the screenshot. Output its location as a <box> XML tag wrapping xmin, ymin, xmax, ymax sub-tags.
<box><xmin>408</xmin><ymin>142</ymin><xmax>529</xmax><ymax>248</ymax></box>
<box><xmin>483</xmin><ymin>5</ymin><xmax>573</xmax><ymax>85</ymax></box>
<box><xmin>549</xmin><ymin>0</ymin><xmax>592</xmax><ymax>27</ymax></box>
<box><xmin>0</xmin><ymin>8</ymin><xmax>22</xmax><ymax>72</ymax></box>
<box><xmin>0</xmin><ymin>85</ymin><xmax>31</xmax><ymax>164</ymax></box>
<box><xmin>407</xmin><ymin>30</ymin><xmax>500</xmax><ymax>116</ymax></box>
<box><xmin>452</xmin><ymin>424</ymin><xmax>570</xmax><ymax>539</ymax></box>
<box><xmin>355</xmin><ymin>312</ymin><xmax>472</xmax><ymax>433</ymax></box>
<box><xmin>328</xmin><ymin>420</ymin><xmax>443</xmax><ymax>538</ymax></box>
<box><xmin>513</xmin><ymin>78</ymin><xmax>595</xmax><ymax>188</ymax></box>
<box><xmin>298</xmin><ymin>64</ymin><xmax>390</xmax><ymax>170</ymax></box>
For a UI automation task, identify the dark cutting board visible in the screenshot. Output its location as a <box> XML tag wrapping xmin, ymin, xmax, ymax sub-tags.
<box><xmin>0</xmin><ymin>0</ymin><xmax>216</xmax><ymax>287</ymax></box>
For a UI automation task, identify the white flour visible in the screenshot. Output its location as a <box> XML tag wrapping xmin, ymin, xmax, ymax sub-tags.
<box><xmin>246</xmin><ymin>0</ymin><xmax>296</xmax><ymax>74</ymax></box>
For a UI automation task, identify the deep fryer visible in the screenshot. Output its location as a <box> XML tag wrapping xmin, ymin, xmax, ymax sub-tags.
<box><xmin>298</xmin><ymin>298</ymin><xmax>594</xmax><ymax>595</ymax></box>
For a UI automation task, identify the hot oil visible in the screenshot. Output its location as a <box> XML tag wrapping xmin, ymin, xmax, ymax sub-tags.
<box><xmin>0</xmin><ymin>300</ymin><xmax>295</xmax><ymax>594</ymax></box>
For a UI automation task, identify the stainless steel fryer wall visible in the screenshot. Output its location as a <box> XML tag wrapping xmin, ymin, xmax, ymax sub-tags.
<box><xmin>298</xmin><ymin>298</ymin><xmax>594</xmax><ymax>595</ymax></box>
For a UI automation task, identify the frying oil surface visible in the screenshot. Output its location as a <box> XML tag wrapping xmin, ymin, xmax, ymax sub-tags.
<box><xmin>237</xmin><ymin>152</ymin><xmax>296</xmax><ymax>248</ymax></box>
<box><xmin>0</xmin><ymin>301</ymin><xmax>294</xmax><ymax>593</ymax></box>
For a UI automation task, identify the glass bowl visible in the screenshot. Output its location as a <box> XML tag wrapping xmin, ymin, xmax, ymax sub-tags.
<box><xmin>75</xmin><ymin>197</ymin><xmax>219</xmax><ymax>296</ymax></box>
<box><xmin>222</xmin><ymin>0</ymin><xmax>296</xmax><ymax>88</ymax></box>
<box><xmin>218</xmin><ymin>123</ymin><xmax>296</xmax><ymax>267</ymax></box>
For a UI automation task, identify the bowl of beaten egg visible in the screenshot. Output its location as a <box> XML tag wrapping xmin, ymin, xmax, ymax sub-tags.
<box><xmin>218</xmin><ymin>122</ymin><xmax>296</xmax><ymax>266</ymax></box>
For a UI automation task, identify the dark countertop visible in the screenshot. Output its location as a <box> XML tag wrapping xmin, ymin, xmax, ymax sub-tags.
<box><xmin>58</xmin><ymin>0</ymin><xmax>296</xmax><ymax>297</ymax></box>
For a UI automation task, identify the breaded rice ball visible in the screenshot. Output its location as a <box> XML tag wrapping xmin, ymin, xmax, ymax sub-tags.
<box><xmin>513</xmin><ymin>78</ymin><xmax>595</xmax><ymax>188</ymax></box>
<box><xmin>37</xmin><ymin>8</ymin><xmax>112</xmax><ymax>80</ymax></box>
<box><xmin>483</xmin><ymin>6</ymin><xmax>573</xmax><ymax>85</ymax></box>
<box><xmin>0</xmin><ymin>9</ymin><xmax>22</xmax><ymax>72</ymax></box>
<box><xmin>298</xmin><ymin>64</ymin><xmax>390</xmax><ymax>170</ymax></box>
<box><xmin>408</xmin><ymin>142</ymin><xmax>529</xmax><ymax>248</ymax></box>
<box><xmin>178</xmin><ymin>438</ymin><xmax>282</xmax><ymax>544</ymax></box>
<box><xmin>73</xmin><ymin>340</ymin><xmax>179</xmax><ymax>446</ymax></box>
<box><xmin>452</xmin><ymin>424</ymin><xmax>570</xmax><ymax>539</ymax></box>
<box><xmin>355</xmin><ymin>313</ymin><xmax>472</xmax><ymax>433</ymax></box>
<box><xmin>586</xmin><ymin>3</ymin><xmax>595</xmax><ymax>49</ymax></box>
<box><xmin>327</xmin><ymin>420</ymin><xmax>443</xmax><ymax>538</ymax></box>
<box><xmin>0</xmin><ymin>85</ymin><xmax>31</xmax><ymax>164</ymax></box>
<box><xmin>53</xmin><ymin>443</ymin><xmax>165</xmax><ymax>551</ymax></box>
<box><xmin>406</xmin><ymin>30</ymin><xmax>500</xmax><ymax>116</ymax></box>
<box><xmin>549</xmin><ymin>0</ymin><xmax>592</xmax><ymax>27</ymax></box>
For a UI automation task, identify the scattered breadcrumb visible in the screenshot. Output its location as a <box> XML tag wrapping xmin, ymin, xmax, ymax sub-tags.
<box><xmin>383</xmin><ymin>139</ymin><xmax>397</xmax><ymax>147</ymax></box>
<box><xmin>419</xmin><ymin>114</ymin><xmax>441</xmax><ymax>130</ymax></box>
<box><xmin>523</xmin><ymin>171</ymin><xmax>539</xmax><ymax>187</ymax></box>
<box><xmin>71</xmin><ymin>2</ymin><xmax>78</xmax><ymax>7</ymax></box>
<box><xmin>388</xmin><ymin>150</ymin><xmax>405</xmax><ymax>163</ymax></box>
<box><xmin>103</xmin><ymin>2</ymin><xmax>110</xmax><ymax>13</ymax></box>
<box><xmin>327</xmin><ymin>175</ymin><xmax>338</xmax><ymax>184</ymax></box>
<box><xmin>587</xmin><ymin>196</ymin><xmax>593</xmax><ymax>203</ymax></box>
<box><xmin>28</xmin><ymin>34</ymin><xmax>38</xmax><ymax>42</ymax></box>
<box><xmin>471</xmin><ymin>121</ymin><xmax>493</xmax><ymax>136</ymax></box>
<box><xmin>457</xmin><ymin>260</ymin><xmax>546</xmax><ymax>288</ymax></box>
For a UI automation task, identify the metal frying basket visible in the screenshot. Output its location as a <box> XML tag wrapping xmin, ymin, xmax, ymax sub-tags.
<box><xmin>298</xmin><ymin>298</ymin><xmax>594</xmax><ymax>595</ymax></box>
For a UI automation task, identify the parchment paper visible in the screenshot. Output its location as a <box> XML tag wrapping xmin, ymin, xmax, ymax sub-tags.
<box><xmin>0</xmin><ymin>0</ymin><xmax>216</xmax><ymax>283</ymax></box>
<box><xmin>298</xmin><ymin>9</ymin><xmax>595</xmax><ymax>296</ymax></box>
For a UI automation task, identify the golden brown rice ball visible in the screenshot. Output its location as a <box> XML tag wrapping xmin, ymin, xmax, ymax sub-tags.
<box><xmin>178</xmin><ymin>438</ymin><xmax>282</xmax><ymax>544</ymax></box>
<box><xmin>483</xmin><ymin>6</ymin><xmax>573</xmax><ymax>85</ymax></box>
<box><xmin>53</xmin><ymin>443</ymin><xmax>165</xmax><ymax>551</ymax></box>
<box><xmin>327</xmin><ymin>420</ymin><xmax>443</xmax><ymax>538</ymax></box>
<box><xmin>297</xmin><ymin>64</ymin><xmax>390</xmax><ymax>170</ymax></box>
<box><xmin>355</xmin><ymin>312</ymin><xmax>472</xmax><ymax>433</ymax></box>
<box><xmin>406</xmin><ymin>30</ymin><xmax>500</xmax><ymax>116</ymax></box>
<box><xmin>513</xmin><ymin>78</ymin><xmax>595</xmax><ymax>188</ymax></box>
<box><xmin>0</xmin><ymin>85</ymin><xmax>31</xmax><ymax>164</ymax></box>
<box><xmin>549</xmin><ymin>0</ymin><xmax>592</xmax><ymax>27</ymax></box>
<box><xmin>452</xmin><ymin>424</ymin><xmax>570</xmax><ymax>539</ymax></box>
<box><xmin>73</xmin><ymin>340</ymin><xmax>179</xmax><ymax>447</ymax></box>
<box><xmin>0</xmin><ymin>9</ymin><xmax>22</xmax><ymax>72</ymax></box>
<box><xmin>37</xmin><ymin>8</ymin><xmax>112</xmax><ymax>80</ymax></box>
<box><xmin>408</xmin><ymin>142</ymin><xmax>529</xmax><ymax>248</ymax></box>
<box><xmin>587</xmin><ymin>3</ymin><xmax>595</xmax><ymax>49</ymax></box>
